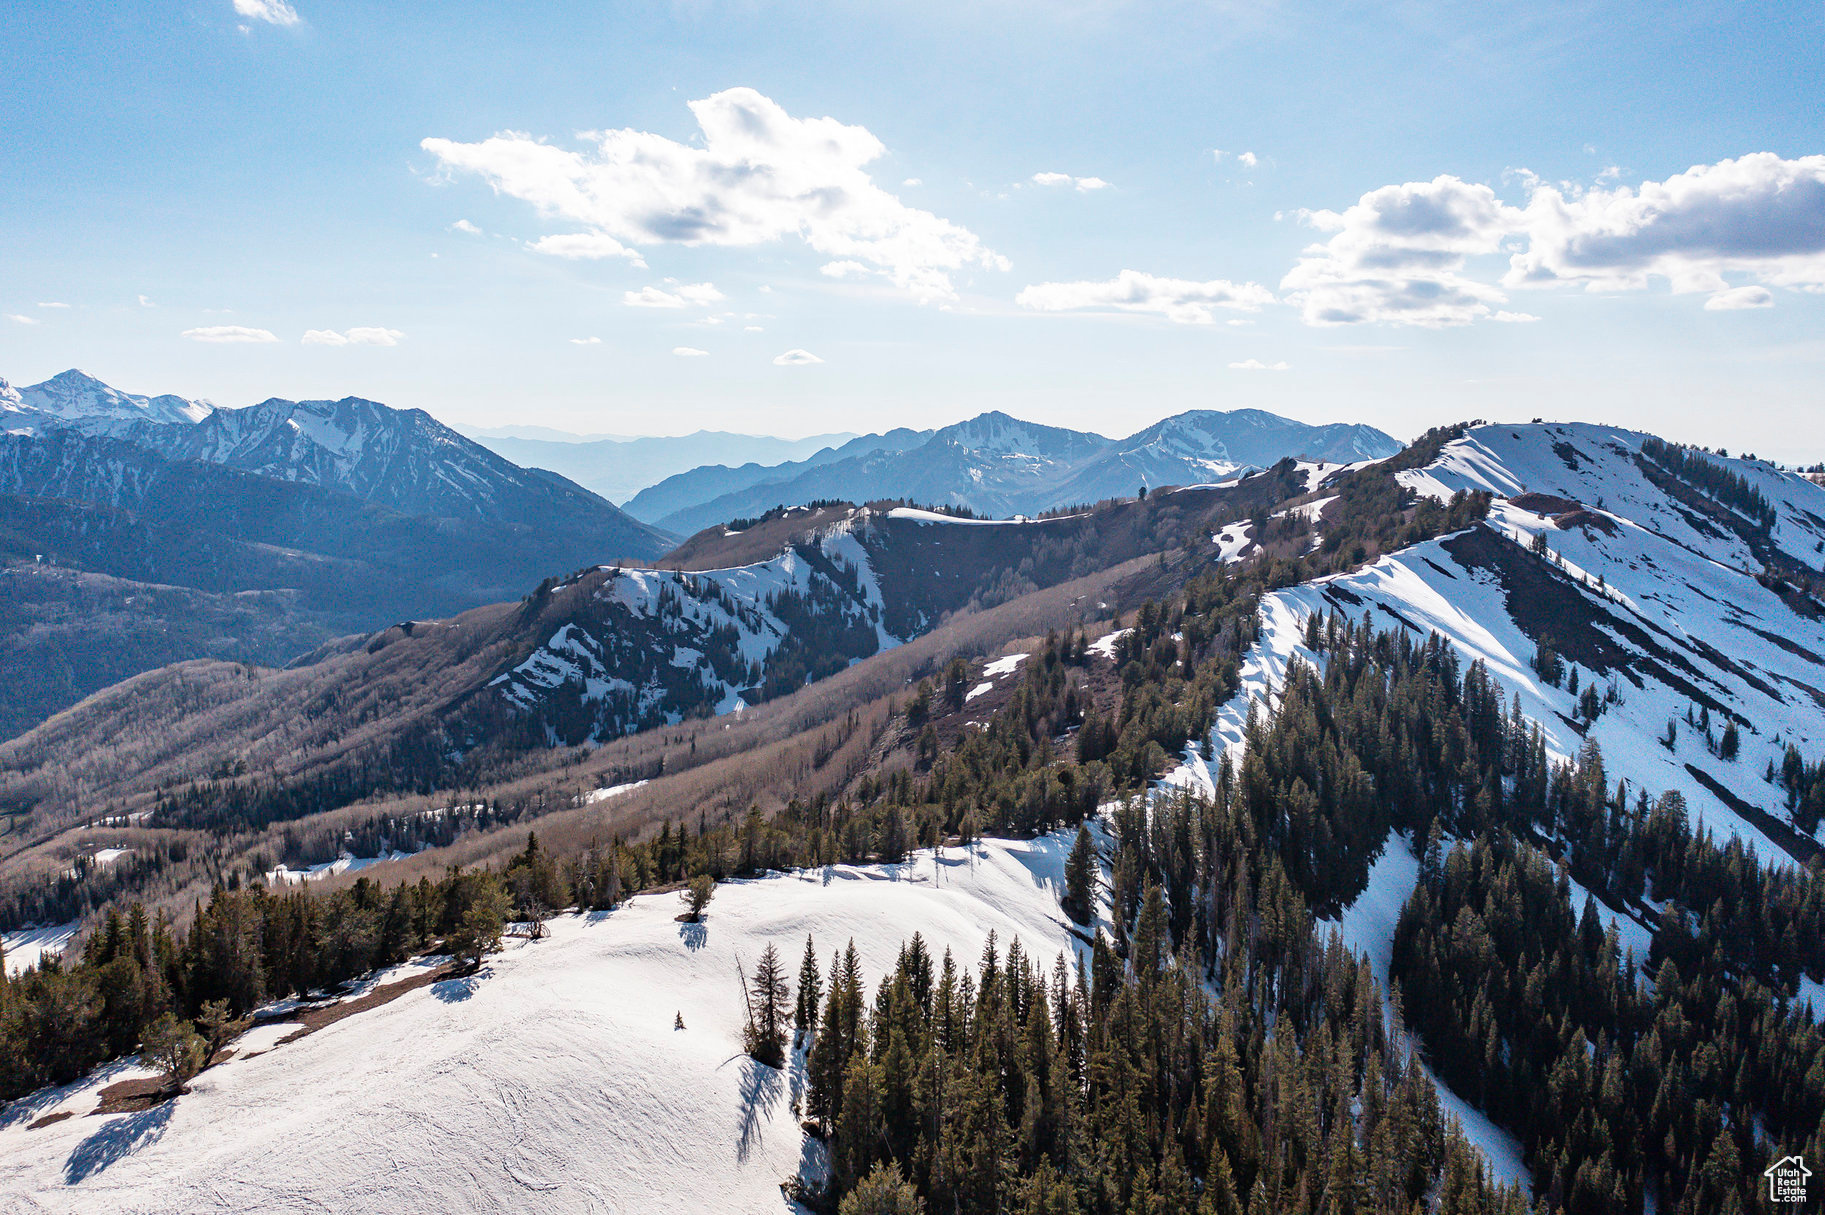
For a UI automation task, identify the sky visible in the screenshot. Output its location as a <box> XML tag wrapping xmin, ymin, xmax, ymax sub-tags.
<box><xmin>2</xmin><ymin>1</ymin><xmax>1822</xmax><ymax>457</ymax></box>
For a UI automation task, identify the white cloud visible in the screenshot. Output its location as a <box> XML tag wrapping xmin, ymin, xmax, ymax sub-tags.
<box><xmin>183</xmin><ymin>325</ymin><xmax>279</xmax><ymax>343</ymax></box>
<box><xmin>1238</xmin><ymin>152</ymin><xmax>1259</xmax><ymax>169</ymax></box>
<box><xmin>1287</xmin><ymin>154</ymin><xmax>1825</xmax><ymax>326</ymax></box>
<box><xmin>449</xmin><ymin>219</ymin><xmax>482</xmax><ymax>235</ymax></box>
<box><xmin>1016</xmin><ymin>268</ymin><xmax>1274</xmax><ymax>324</ymax></box>
<box><xmin>5</xmin><ymin>314</ymin><xmax>37</xmax><ymax>325</ymax></box>
<box><xmin>673</xmin><ymin>346</ymin><xmax>710</xmax><ymax>357</ymax></box>
<box><xmin>527</xmin><ymin>232</ymin><xmax>640</xmax><ymax>262</ymax></box>
<box><xmin>820</xmin><ymin>260</ymin><xmax>871</xmax><ymax>279</ymax></box>
<box><xmin>1032</xmin><ymin>172</ymin><xmax>1110</xmax><ymax>192</ymax></box>
<box><xmin>571</xmin><ymin>336</ymin><xmax>602</xmax><ymax>345</ymax></box>
<box><xmin>624</xmin><ymin>282</ymin><xmax>723</xmax><ymax>308</ymax></box>
<box><xmin>302</xmin><ymin>327</ymin><xmax>405</xmax><ymax>346</ymax></box>
<box><xmin>902</xmin><ymin>178</ymin><xmax>922</xmax><ymax>187</ymax></box>
<box><xmin>1491</xmin><ymin>310</ymin><xmax>1540</xmax><ymax>323</ymax></box>
<box><xmin>1507</xmin><ymin>153</ymin><xmax>1825</xmax><ymax>298</ymax></box>
<box><xmin>1704</xmin><ymin>285</ymin><xmax>1775</xmax><ymax>310</ymax></box>
<box><xmin>233</xmin><ymin>0</ymin><xmax>300</xmax><ymax>27</ymax></box>
<box><xmin>35</xmin><ymin>302</ymin><xmax>69</xmax><ymax>309</ymax></box>
<box><xmin>1228</xmin><ymin>358</ymin><xmax>1288</xmax><ymax>371</ymax></box>
<box><xmin>138</xmin><ymin>294</ymin><xmax>154</xmax><ymax>307</ymax></box>
<box><xmin>1280</xmin><ymin>175</ymin><xmax>1522</xmax><ymax>327</ymax></box>
<box><xmin>773</xmin><ymin>348</ymin><xmax>823</xmax><ymax>365</ymax></box>
<box><xmin>744</xmin><ymin>325</ymin><xmax>764</xmax><ymax>332</ymax></box>
<box><xmin>422</xmin><ymin>88</ymin><xmax>1004</xmax><ymax>302</ymax></box>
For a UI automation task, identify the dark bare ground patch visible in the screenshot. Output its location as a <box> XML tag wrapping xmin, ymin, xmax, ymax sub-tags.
<box><xmin>1553</xmin><ymin>509</ymin><xmax>1620</xmax><ymax>535</ymax></box>
<box><xmin>91</xmin><ymin>1075</ymin><xmax>179</xmax><ymax>1116</ymax></box>
<box><xmin>276</xmin><ymin>963</ymin><xmax>454</xmax><ymax>1046</ymax></box>
<box><xmin>1440</xmin><ymin>525</ymin><xmax>1736</xmax><ymax>718</ymax></box>
<box><xmin>28</xmin><ymin>1110</ymin><xmax>74</xmax><ymax>1129</ymax></box>
<box><xmin>1510</xmin><ymin>492</ymin><xmax>1583</xmax><ymax>515</ymax></box>
<box><xmin>1683</xmin><ymin>764</ymin><xmax>1820</xmax><ymax>867</ymax></box>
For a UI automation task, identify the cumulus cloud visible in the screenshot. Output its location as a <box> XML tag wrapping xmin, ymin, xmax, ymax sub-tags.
<box><xmin>138</xmin><ymin>294</ymin><xmax>155</xmax><ymax>307</ymax></box>
<box><xmin>5</xmin><ymin>314</ymin><xmax>37</xmax><ymax>325</ymax></box>
<box><xmin>423</xmin><ymin>88</ymin><xmax>1005</xmax><ymax>302</ymax></box>
<box><xmin>302</xmin><ymin>327</ymin><xmax>405</xmax><ymax>346</ymax></box>
<box><xmin>1032</xmin><ymin>172</ymin><xmax>1110</xmax><ymax>191</ymax></box>
<box><xmin>449</xmin><ymin>219</ymin><xmax>482</xmax><ymax>235</ymax></box>
<box><xmin>773</xmin><ymin>348</ymin><xmax>823</xmax><ymax>365</ymax></box>
<box><xmin>624</xmin><ymin>282</ymin><xmax>723</xmax><ymax>308</ymax></box>
<box><xmin>233</xmin><ymin>0</ymin><xmax>300</xmax><ymax>26</ymax></box>
<box><xmin>820</xmin><ymin>260</ymin><xmax>871</xmax><ymax>279</ymax></box>
<box><xmin>1281</xmin><ymin>175</ymin><xmax>1522</xmax><ymax>327</ymax></box>
<box><xmin>1704</xmin><ymin>285</ymin><xmax>1775</xmax><ymax>310</ymax></box>
<box><xmin>36</xmin><ymin>302</ymin><xmax>69</xmax><ymax>309</ymax></box>
<box><xmin>1016</xmin><ymin>268</ymin><xmax>1274</xmax><ymax>324</ymax></box>
<box><xmin>1284</xmin><ymin>154</ymin><xmax>1825</xmax><ymax>326</ymax></box>
<box><xmin>1228</xmin><ymin>359</ymin><xmax>1288</xmax><ymax>371</ymax></box>
<box><xmin>668</xmin><ymin>346</ymin><xmax>707</xmax><ymax>358</ymax></box>
<box><xmin>183</xmin><ymin>325</ymin><xmax>279</xmax><ymax>343</ymax></box>
<box><xmin>1213</xmin><ymin>150</ymin><xmax>1259</xmax><ymax>168</ymax></box>
<box><xmin>1507</xmin><ymin>153</ymin><xmax>1825</xmax><ymax>303</ymax></box>
<box><xmin>527</xmin><ymin>232</ymin><xmax>640</xmax><ymax>262</ymax></box>
<box><xmin>570</xmin><ymin>336</ymin><xmax>602</xmax><ymax>345</ymax></box>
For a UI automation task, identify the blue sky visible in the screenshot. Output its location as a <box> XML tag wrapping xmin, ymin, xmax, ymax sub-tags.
<box><xmin>3</xmin><ymin>1</ymin><xmax>1822</xmax><ymax>457</ymax></box>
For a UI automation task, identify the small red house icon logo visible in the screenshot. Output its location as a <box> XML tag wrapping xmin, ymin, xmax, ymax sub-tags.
<box><xmin>1765</xmin><ymin>1155</ymin><xmax>1811</xmax><ymax>1204</ymax></box>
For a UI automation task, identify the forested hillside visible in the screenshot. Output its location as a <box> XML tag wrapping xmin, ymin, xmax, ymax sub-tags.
<box><xmin>1</xmin><ymin>421</ymin><xmax>1820</xmax><ymax>1215</ymax></box>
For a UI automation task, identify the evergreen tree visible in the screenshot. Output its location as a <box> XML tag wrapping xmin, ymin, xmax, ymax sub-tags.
<box><xmin>795</xmin><ymin>935</ymin><xmax>823</xmax><ymax>1044</ymax></box>
<box><xmin>1061</xmin><ymin>823</ymin><xmax>1097</xmax><ymax>926</ymax></box>
<box><xmin>745</xmin><ymin>944</ymin><xmax>792</xmax><ymax>1068</ymax></box>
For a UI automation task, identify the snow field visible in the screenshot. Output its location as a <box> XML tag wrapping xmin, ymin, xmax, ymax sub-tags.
<box><xmin>0</xmin><ymin>833</ymin><xmax>1109</xmax><ymax>1215</ymax></box>
<box><xmin>2</xmin><ymin>923</ymin><xmax>80</xmax><ymax>977</ymax></box>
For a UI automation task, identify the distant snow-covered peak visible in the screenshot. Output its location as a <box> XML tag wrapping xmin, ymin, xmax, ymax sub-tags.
<box><xmin>14</xmin><ymin>368</ymin><xmax>212</xmax><ymax>427</ymax></box>
<box><xmin>933</xmin><ymin>411</ymin><xmax>1108</xmax><ymax>460</ymax></box>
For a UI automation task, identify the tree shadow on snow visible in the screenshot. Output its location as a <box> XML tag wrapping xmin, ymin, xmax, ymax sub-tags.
<box><xmin>0</xmin><ymin>1058</ymin><xmax>142</xmax><ymax>1131</ymax></box>
<box><xmin>724</xmin><ymin>1054</ymin><xmax>785</xmax><ymax>1164</ymax></box>
<box><xmin>64</xmin><ymin>1100</ymin><xmax>173</xmax><ymax>1184</ymax></box>
<box><xmin>678</xmin><ymin>921</ymin><xmax>708</xmax><ymax>951</ymax></box>
<box><xmin>433</xmin><ymin>972</ymin><xmax>482</xmax><ymax>1002</ymax></box>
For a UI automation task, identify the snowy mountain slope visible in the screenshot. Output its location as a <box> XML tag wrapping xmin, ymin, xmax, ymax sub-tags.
<box><xmin>1052</xmin><ymin>410</ymin><xmax>1400</xmax><ymax>506</ymax></box>
<box><xmin>2</xmin><ymin>369</ymin><xmax>213</xmax><ymax>432</ymax></box>
<box><xmin>489</xmin><ymin>523</ymin><xmax>898</xmax><ymax>741</ymax></box>
<box><xmin>2</xmin><ymin>369</ymin><xmax>670</xmax><ymax>543</ymax></box>
<box><xmin>0</xmin><ymin>372</ymin><xmax>671</xmax><ymax>738</ymax></box>
<box><xmin>0</xmin><ymin>834</ymin><xmax>1102</xmax><ymax>1215</ymax></box>
<box><xmin>121</xmin><ymin>395</ymin><xmax>668</xmax><ymax>534</ymax></box>
<box><xmin>641</xmin><ymin>409</ymin><xmax>1400</xmax><ymax>536</ymax></box>
<box><xmin>1170</xmin><ymin>422</ymin><xmax>1825</xmax><ymax>865</ymax></box>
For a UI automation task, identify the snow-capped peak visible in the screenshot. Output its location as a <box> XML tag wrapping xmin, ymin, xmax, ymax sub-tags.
<box><xmin>13</xmin><ymin>368</ymin><xmax>213</xmax><ymax>428</ymax></box>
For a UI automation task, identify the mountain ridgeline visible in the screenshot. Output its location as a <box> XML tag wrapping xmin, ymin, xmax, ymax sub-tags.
<box><xmin>3</xmin><ymin>410</ymin><xmax>1825</xmax><ymax>1215</ymax></box>
<box><xmin>625</xmin><ymin>408</ymin><xmax>1402</xmax><ymax>536</ymax></box>
<box><xmin>0</xmin><ymin>371</ymin><xmax>670</xmax><ymax>739</ymax></box>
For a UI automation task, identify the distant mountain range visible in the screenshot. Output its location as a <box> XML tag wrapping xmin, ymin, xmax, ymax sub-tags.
<box><xmin>624</xmin><ymin>408</ymin><xmax>1401</xmax><ymax>536</ymax></box>
<box><xmin>466</xmin><ymin>427</ymin><xmax>860</xmax><ymax>504</ymax></box>
<box><xmin>2</xmin><ymin>367</ymin><xmax>214</xmax><ymax>429</ymax></box>
<box><xmin>0</xmin><ymin>370</ymin><xmax>671</xmax><ymax>739</ymax></box>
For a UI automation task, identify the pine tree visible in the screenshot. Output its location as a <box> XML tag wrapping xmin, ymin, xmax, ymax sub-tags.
<box><xmin>141</xmin><ymin>1012</ymin><xmax>205</xmax><ymax>1092</ymax></box>
<box><xmin>1059</xmin><ymin>822</ymin><xmax>1098</xmax><ymax>926</ymax></box>
<box><xmin>840</xmin><ymin>1161</ymin><xmax>924</xmax><ymax>1214</ymax></box>
<box><xmin>795</xmin><ymin>935</ymin><xmax>823</xmax><ymax>1043</ymax></box>
<box><xmin>745</xmin><ymin>944</ymin><xmax>792</xmax><ymax>1067</ymax></box>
